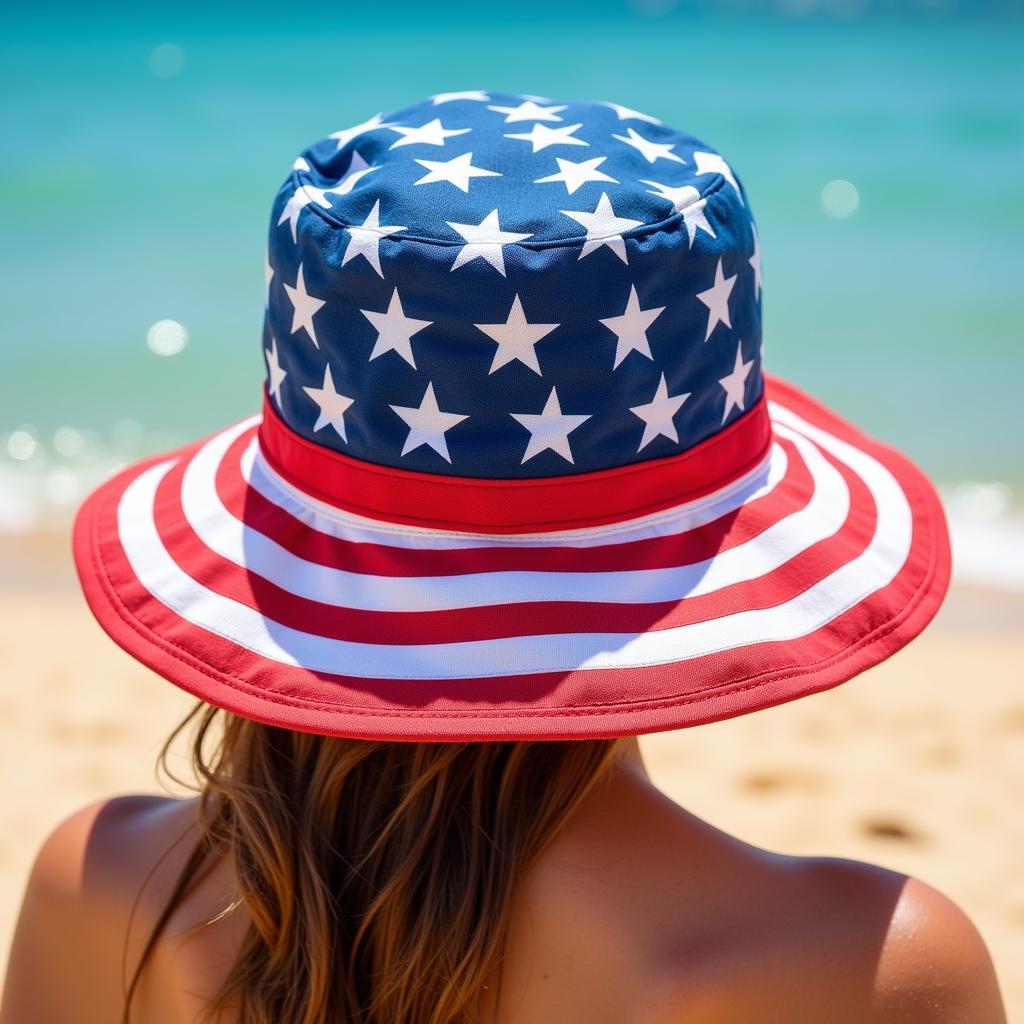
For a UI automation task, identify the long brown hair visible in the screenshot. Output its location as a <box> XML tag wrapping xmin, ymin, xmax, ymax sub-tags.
<box><xmin>124</xmin><ymin>701</ymin><xmax>621</xmax><ymax>1024</ymax></box>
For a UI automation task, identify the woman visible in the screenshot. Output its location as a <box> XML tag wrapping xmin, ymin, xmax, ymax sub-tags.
<box><xmin>2</xmin><ymin>93</ymin><xmax>1005</xmax><ymax>1023</ymax></box>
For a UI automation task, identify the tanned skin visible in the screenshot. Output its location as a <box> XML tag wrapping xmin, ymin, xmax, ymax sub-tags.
<box><xmin>1</xmin><ymin>738</ymin><xmax>1006</xmax><ymax>1023</ymax></box>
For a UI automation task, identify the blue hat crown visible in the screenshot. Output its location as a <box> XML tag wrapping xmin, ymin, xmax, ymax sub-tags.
<box><xmin>263</xmin><ymin>92</ymin><xmax>762</xmax><ymax>479</ymax></box>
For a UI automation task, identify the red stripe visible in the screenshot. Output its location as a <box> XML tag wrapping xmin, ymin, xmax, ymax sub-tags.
<box><xmin>149</xmin><ymin>440</ymin><xmax>876</xmax><ymax>645</ymax></box>
<box><xmin>256</xmin><ymin>388</ymin><xmax>774</xmax><ymax>534</ymax></box>
<box><xmin>216</xmin><ymin>431</ymin><xmax>812</xmax><ymax>577</ymax></box>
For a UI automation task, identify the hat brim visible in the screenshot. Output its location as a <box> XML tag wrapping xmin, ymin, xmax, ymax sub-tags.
<box><xmin>73</xmin><ymin>374</ymin><xmax>950</xmax><ymax>741</ymax></box>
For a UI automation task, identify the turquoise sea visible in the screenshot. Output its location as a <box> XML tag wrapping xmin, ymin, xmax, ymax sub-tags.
<box><xmin>2</xmin><ymin>3</ymin><xmax>1022</xmax><ymax>583</ymax></box>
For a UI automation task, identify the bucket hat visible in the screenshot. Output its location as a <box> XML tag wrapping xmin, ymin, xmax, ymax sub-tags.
<box><xmin>73</xmin><ymin>92</ymin><xmax>951</xmax><ymax>741</ymax></box>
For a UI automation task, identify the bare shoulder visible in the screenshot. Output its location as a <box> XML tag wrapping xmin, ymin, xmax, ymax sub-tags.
<box><xmin>869</xmin><ymin>872</ymin><xmax>1006</xmax><ymax>1022</ymax></box>
<box><xmin>663</xmin><ymin>850</ymin><xmax>1007</xmax><ymax>1023</ymax></box>
<box><xmin>16</xmin><ymin>794</ymin><xmax>201</xmax><ymax>923</ymax></box>
<box><xmin>529</xmin><ymin>765</ymin><xmax>1005</xmax><ymax>1024</ymax></box>
<box><xmin>0</xmin><ymin>794</ymin><xmax>200</xmax><ymax>1024</ymax></box>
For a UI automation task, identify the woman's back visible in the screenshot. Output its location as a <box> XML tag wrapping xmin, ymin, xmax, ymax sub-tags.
<box><xmin>2</xmin><ymin>745</ymin><xmax>1003</xmax><ymax>1024</ymax></box>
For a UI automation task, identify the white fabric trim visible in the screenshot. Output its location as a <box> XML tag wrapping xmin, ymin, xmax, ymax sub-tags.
<box><xmin>179</xmin><ymin>422</ymin><xmax>843</xmax><ymax>612</ymax></box>
<box><xmin>242</xmin><ymin>433</ymin><xmax>786</xmax><ymax>548</ymax></box>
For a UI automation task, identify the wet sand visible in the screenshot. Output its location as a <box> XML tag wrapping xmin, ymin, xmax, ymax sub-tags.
<box><xmin>0</xmin><ymin>534</ymin><xmax>1021</xmax><ymax>1013</ymax></box>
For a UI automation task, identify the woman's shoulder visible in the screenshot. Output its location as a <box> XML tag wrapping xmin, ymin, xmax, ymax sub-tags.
<box><xmin>22</xmin><ymin>794</ymin><xmax>200</xmax><ymax>918</ymax></box>
<box><xmin>513</xmin><ymin>769</ymin><xmax>1005</xmax><ymax>1023</ymax></box>
<box><xmin>671</xmin><ymin>806</ymin><xmax>1004</xmax><ymax>1021</ymax></box>
<box><xmin>705</xmin><ymin>853</ymin><xmax>1006</xmax><ymax>1023</ymax></box>
<box><xmin>1</xmin><ymin>795</ymin><xmax>206</xmax><ymax>1024</ymax></box>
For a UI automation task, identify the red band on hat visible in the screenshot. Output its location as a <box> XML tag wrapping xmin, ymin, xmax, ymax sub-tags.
<box><xmin>256</xmin><ymin>390</ymin><xmax>773</xmax><ymax>534</ymax></box>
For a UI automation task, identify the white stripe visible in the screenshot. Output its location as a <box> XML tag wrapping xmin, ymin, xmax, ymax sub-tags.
<box><xmin>242</xmin><ymin>435</ymin><xmax>787</xmax><ymax>548</ymax></box>
<box><xmin>115</xmin><ymin>401</ymin><xmax>912</xmax><ymax>679</ymax></box>
<box><xmin>178</xmin><ymin>424</ymin><xmax>845</xmax><ymax>611</ymax></box>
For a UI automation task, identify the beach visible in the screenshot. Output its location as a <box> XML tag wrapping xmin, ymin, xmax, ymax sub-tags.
<box><xmin>0</xmin><ymin>532</ymin><xmax>1020</xmax><ymax>1013</ymax></box>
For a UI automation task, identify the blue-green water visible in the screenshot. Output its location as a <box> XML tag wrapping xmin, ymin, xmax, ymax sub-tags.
<box><xmin>1</xmin><ymin>5</ymin><xmax>1022</xmax><ymax>554</ymax></box>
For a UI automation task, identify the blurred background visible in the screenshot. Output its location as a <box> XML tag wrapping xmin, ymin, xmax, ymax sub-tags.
<box><xmin>1</xmin><ymin>0</ymin><xmax>1022</xmax><ymax>1012</ymax></box>
<box><xmin>3</xmin><ymin>0</ymin><xmax>1023</xmax><ymax>582</ymax></box>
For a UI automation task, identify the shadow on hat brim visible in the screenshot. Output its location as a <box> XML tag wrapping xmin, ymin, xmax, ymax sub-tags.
<box><xmin>72</xmin><ymin>375</ymin><xmax>951</xmax><ymax>741</ymax></box>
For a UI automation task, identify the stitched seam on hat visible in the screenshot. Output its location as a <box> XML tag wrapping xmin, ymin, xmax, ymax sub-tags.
<box><xmin>286</xmin><ymin>168</ymin><xmax>731</xmax><ymax>250</ymax></box>
<box><xmin>86</xmin><ymin>447</ymin><xmax>942</xmax><ymax>719</ymax></box>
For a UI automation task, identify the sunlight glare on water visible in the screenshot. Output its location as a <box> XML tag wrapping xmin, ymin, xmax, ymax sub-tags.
<box><xmin>146</xmin><ymin>319</ymin><xmax>189</xmax><ymax>357</ymax></box>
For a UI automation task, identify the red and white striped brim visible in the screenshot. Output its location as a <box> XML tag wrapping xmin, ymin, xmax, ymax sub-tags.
<box><xmin>73</xmin><ymin>375</ymin><xmax>950</xmax><ymax>741</ymax></box>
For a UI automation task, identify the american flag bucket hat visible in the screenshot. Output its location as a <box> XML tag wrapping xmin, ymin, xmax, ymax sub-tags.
<box><xmin>73</xmin><ymin>93</ymin><xmax>951</xmax><ymax>741</ymax></box>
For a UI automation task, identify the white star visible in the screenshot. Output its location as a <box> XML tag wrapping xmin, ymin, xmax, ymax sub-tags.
<box><xmin>283</xmin><ymin>264</ymin><xmax>326</xmax><ymax>348</ymax></box>
<box><xmin>511</xmin><ymin>387</ymin><xmax>591</xmax><ymax>465</ymax></box>
<box><xmin>388</xmin><ymin>118</ymin><xmax>471</xmax><ymax>149</ymax></box>
<box><xmin>277</xmin><ymin>184</ymin><xmax>335</xmax><ymax>243</ymax></box>
<box><xmin>534</xmin><ymin>156</ymin><xmax>618</xmax><ymax>195</ymax></box>
<box><xmin>749</xmin><ymin>224</ymin><xmax>762</xmax><ymax>299</ymax></box>
<box><xmin>277</xmin><ymin>166</ymin><xmax>378</xmax><ymax>243</ymax></box>
<box><xmin>265</xmin><ymin>336</ymin><xmax>286</xmax><ymax>408</ymax></box>
<box><xmin>599</xmin><ymin>285</ymin><xmax>666</xmax><ymax>369</ymax></box>
<box><xmin>329</xmin><ymin>112</ymin><xmax>395</xmax><ymax>152</ymax></box>
<box><xmin>431</xmin><ymin>90</ymin><xmax>490</xmax><ymax>104</ymax></box>
<box><xmin>264</xmin><ymin>249</ymin><xmax>273</xmax><ymax>306</ymax></box>
<box><xmin>390</xmin><ymin>382</ymin><xmax>468</xmax><ymax>463</ymax></box>
<box><xmin>719</xmin><ymin>341</ymin><xmax>754</xmax><ymax>424</ymax></box>
<box><xmin>414</xmin><ymin>152</ymin><xmax>501</xmax><ymax>192</ymax></box>
<box><xmin>341</xmin><ymin>200</ymin><xmax>407</xmax><ymax>278</ymax></box>
<box><xmin>629</xmin><ymin>373</ymin><xmax>690</xmax><ymax>452</ymax></box>
<box><xmin>361</xmin><ymin>289</ymin><xmax>433</xmax><ymax>368</ymax></box>
<box><xmin>474</xmin><ymin>295</ymin><xmax>560</xmax><ymax>375</ymax></box>
<box><xmin>302</xmin><ymin>364</ymin><xmax>354</xmax><ymax>440</ymax></box>
<box><xmin>612</xmin><ymin>127</ymin><xmax>685</xmax><ymax>165</ymax></box>
<box><xmin>487</xmin><ymin>99</ymin><xmax>567</xmax><ymax>123</ymax></box>
<box><xmin>693</xmin><ymin>151</ymin><xmax>743</xmax><ymax>202</ymax></box>
<box><xmin>505</xmin><ymin>122</ymin><xmax>588</xmax><ymax>153</ymax></box>
<box><xmin>641</xmin><ymin>179</ymin><xmax>716</xmax><ymax>248</ymax></box>
<box><xmin>696</xmin><ymin>258</ymin><xmax>736</xmax><ymax>341</ymax></box>
<box><xmin>600</xmin><ymin>101</ymin><xmax>661</xmax><ymax>125</ymax></box>
<box><xmin>560</xmin><ymin>192</ymin><xmax>643</xmax><ymax>265</ymax></box>
<box><xmin>331</xmin><ymin>151</ymin><xmax>379</xmax><ymax>195</ymax></box>
<box><xmin>447</xmin><ymin>210</ymin><xmax>532</xmax><ymax>277</ymax></box>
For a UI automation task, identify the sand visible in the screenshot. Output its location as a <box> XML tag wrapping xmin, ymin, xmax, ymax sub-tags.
<box><xmin>0</xmin><ymin>535</ymin><xmax>1021</xmax><ymax>1014</ymax></box>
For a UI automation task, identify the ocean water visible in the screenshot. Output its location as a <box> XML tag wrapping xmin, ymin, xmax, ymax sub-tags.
<box><xmin>1</xmin><ymin>4</ymin><xmax>1022</xmax><ymax>586</ymax></box>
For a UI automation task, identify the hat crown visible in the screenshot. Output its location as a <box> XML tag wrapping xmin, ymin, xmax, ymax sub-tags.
<box><xmin>263</xmin><ymin>93</ymin><xmax>763</xmax><ymax>479</ymax></box>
